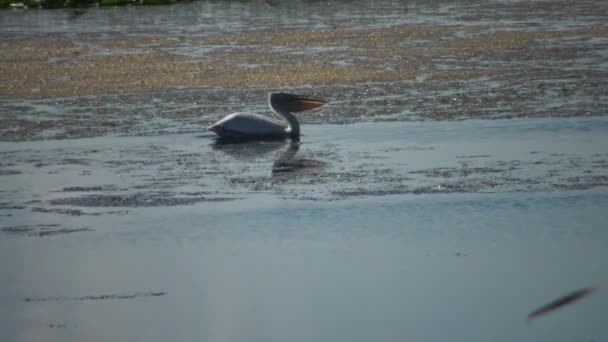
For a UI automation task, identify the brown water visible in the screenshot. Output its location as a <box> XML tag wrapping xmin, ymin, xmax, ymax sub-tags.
<box><xmin>1</xmin><ymin>1</ymin><xmax>608</xmax><ymax>342</ymax></box>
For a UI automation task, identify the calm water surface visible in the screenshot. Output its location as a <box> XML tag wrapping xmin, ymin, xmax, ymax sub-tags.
<box><xmin>1</xmin><ymin>1</ymin><xmax>608</xmax><ymax>342</ymax></box>
<box><xmin>1</xmin><ymin>118</ymin><xmax>608</xmax><ymax>342</ymax></box>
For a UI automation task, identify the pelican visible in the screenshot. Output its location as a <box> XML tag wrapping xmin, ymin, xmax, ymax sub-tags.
<box><xmin>208</xmin><ymin>92</ymin><xmax>326</xmax><ymax>141</ymax></box>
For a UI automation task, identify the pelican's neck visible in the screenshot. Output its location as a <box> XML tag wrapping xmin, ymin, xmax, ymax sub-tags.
<box><xmin>270</xmin><ymin>100</ymin><xmax>300</xmax><ymax>139</ymax></box>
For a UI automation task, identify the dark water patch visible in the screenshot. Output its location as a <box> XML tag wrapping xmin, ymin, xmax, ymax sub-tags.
<box><xmin>1</xmin><ymin>224</ymin><xmax>93</xmax><ymax>237</ymax></box>
<box><xmin>138</xmin><ymin>176</ymin><xmax>199</xmax><ymax>189</ymax></box>
<box><xmin>410</xmin><ymin>166</ymin><xmax>506</xmax><ymax>178</ymax></box>
<box><xmin>229</xmin><ymin>176</ymin><xmax>273</xmax><ymax>191</ymax></box>
<box><xmin>31</xmin><ymin>206</ymin><xmax>127</xmax><ymax>216</ymax></box>
<box><xmin>0</xmin><ymin>119</ymin><xmax>56</xmax><ymax>141</ymax></box>
<box><xmin>381</xmin><ymin>146</ymin><xmax>435</xmax><ymax>152</ymax></box>
<box><xmin>23</xmin><ymin>291</ymin><xmax>166</xmax><ymax>302</ymax></box>
<box><xmin>32</xmin><ymin>207</ymin><xmax>86</xmax><ymax>216</ymax></box>
<box><xmin>0</xmin><ymin>203</ymin><xmax>26</xmax><ymax>210</ymax></box>
<box><xmin>0</xmin><ymin>169</ymin><xmax>21</xmax><ymax>176</ymax></box>
<box><xmin>104</xmin><ymin>158</ymin><xmax>166</xmax><ymax>167</ymax></box>
<box><xmin>557</xmin><ymin>176</ymin><xmax>608</xmax><ymax>191</ymax></box>
<box><xmin>60</xmin><ymin>185</ymin><xmax>116</xmax><ymax>192</ymax></box>
<box><xmin>1</xmin><ymin>225</ymin><xmax>47</xmax><ymax>234</ymax></box>
<box><xmin>332</xmin><ymin>187</ymin><xmax>410</xmax><ymax>198</ymax></box>
<box><xmin>60</xmin><ymin>158</ymin><xmax>92</xmax><ymax>166</ymax></box>
<box><xmin>332</xmin><ymin>177</ymin><xmax>543</xmax><ymax>198</ymax></box>
<box><xmin>49</xmin><ymin>193</ymin><xmax>238</xmax><ymax>207</ymax></box>
<box><xmin>412</xmin><ymin>179</ymin><xmax>505</xmax><ymax>194</ymax></box>
<box><xmin>272</xmin><ymin>158</ymin><xmax>325</xmax><ymax>173</ymax></box>
<box><xmin>457</xmin><ymin>154</ymin><xmax>491</xmax><ymax>159</ymax></box>
<box><xmin>178</xmin><ymin>191</ymin><xmax>218</xmax><ymax>196</ymax></box>
<box><xmin>410</xmin><ymin>167</ymin><xmax>458</xmax><ymax>178</ymax></box>
<box><xmin>331</xmin><ymin>172</ymin><xmax>608</xmax><ymax>198</ymax></box>
<box><xmin>38</xmin><ymin>227</ymin><xmax>94</xmax><ymax>236</ymax></box>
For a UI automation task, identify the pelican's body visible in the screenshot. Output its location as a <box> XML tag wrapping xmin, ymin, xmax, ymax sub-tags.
<box><xmin>209</xmin><ymin>112</ymin><xmax>287</xmax><ymax>139</ymax></box>
<box><xmin>209</xmin><ymin>92</ymin><xmax>326</xmax><ymax>141</ymax></box>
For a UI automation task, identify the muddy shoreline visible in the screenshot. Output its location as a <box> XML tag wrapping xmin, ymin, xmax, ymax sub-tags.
<box><xmin>1</xmin><ymin>20</ymin><xmax>607</xmax><ymax>141</ymax></box>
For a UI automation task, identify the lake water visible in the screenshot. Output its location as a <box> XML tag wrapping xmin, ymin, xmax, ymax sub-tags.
<box><xmin>1</xmin><ymin>1</ymin><xmax>608</xmax><ymax>342</ymax></box>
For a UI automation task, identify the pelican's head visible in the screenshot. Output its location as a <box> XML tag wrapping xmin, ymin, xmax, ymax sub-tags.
<box><xmin>269</xmin><ymin>92</ymin><xmax>326</xmax><ymax>113</ymax></box>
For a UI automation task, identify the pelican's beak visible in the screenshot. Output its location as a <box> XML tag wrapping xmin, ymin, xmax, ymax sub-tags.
<box><xmin>291</xmin><ymin>95</ymin><xmax>327</xmax><ymax>112</ymax></box>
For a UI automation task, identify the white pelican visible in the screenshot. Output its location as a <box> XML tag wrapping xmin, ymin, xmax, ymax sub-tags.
<box><xmin>209</xmin><ymin>92</ymin><xmax>326</xmax><ymax>141</ymax></box>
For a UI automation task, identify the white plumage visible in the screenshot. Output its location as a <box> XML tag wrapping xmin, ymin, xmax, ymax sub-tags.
<box><xmin>209</xmin><ymin>92</ymin><xmax>326</xmax><ymax>141</ymax></box>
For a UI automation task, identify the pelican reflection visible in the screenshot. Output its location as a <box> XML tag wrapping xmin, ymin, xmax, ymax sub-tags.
<box><xmin>211</xmin><ymin>138</ymin><xmax>287</xmax><ymax>161</ymax></box>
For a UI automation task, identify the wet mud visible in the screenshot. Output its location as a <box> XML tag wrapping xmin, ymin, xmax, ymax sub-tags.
<box><xmin>1</xmin><ymin>1</ymin><xmax>608</xmax><ymax>141</ymax></box>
